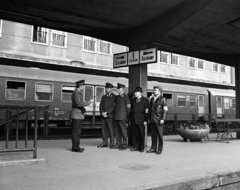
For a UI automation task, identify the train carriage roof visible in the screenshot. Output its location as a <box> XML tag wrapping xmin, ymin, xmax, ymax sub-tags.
<box><xmin>206</xmin><ymin>88</ymin><xmax>235</xmax><ymax>97</ymax></box>
<box><xmin>148</xmin><ymin>81</ymin><xmax>208</xmax><ymax>95</ymax></box>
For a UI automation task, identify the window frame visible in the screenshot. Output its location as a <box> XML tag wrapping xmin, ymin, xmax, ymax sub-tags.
<box><xmin>160</xmin><ymin>51</ymin><xmax>171</xmax><ymax>64</ymax></box>
<box><xmin>31</xmin><ymin>26</ymin><xmax>49</xmax><ymax>45</ymax></box>
<box><xmin>224</xmin><ymin>97</ymin><xmax>230</xmax><ymax>109</ymax></box>
<box><xmin>61</xmin><ymin>84</ymin><xmax>75</xmax><ymax>103</ymax></box>
<box><xmin>171</xmin><ymin>54</ymin><xmax>179</xmax><ymax>66</ymax></box>
<box><xmin>231</xmin><ymin>98</ymin><xmax>236</xmax><ymax>109</ymax></box>
<box><xmin>163</xmin><ymin>93</ymin><xmax>173</xmax><ymax>107</ymax></box>
<box><xmin>197</xmin><ymin>59</ymin><xmax>205</xmax><ymax>70</ymax></box>
<box><xmin>188</xmin><ymin>57</ymin><xmax>196</xmax><ymax>69</ymax></box>
<box><xmin>5</xmin><ymin>80</ymin><xmax>27</xmax><ymax>101</ymax></box>
<box><xmin>98</xmin><ymin>40</ymin><xmax>112</xmax><ymax>55</ymax></box>
<box><xmin>220</xmin><ymin>64</ymin><xmax>226</xmax><ymax>74</ymax></box>
<box><xmin>212</xmin><ymin>62</ymin><xmax>218</xmax><ymax>72</ymax></box>
<box><xmin>82</xmin><ymin>36</ymin><xmax>97</xmax><ymax>53</ymax></box>
<box><xmin>35</xmin><ymin>82</ymin><xmax>54</xmax><ymax>102</ymax></box>
<box><xmin>50</xmin><ymin>30</ymin><xmax>67</xmax><ymax>48</ymax></box>
<box><xmin>177</xmin><ymin>94</ymin><xmax>187</xmax><ymax>107</ymax></box>
<box><xmin>189</xmin><ymin>94</ymin><xmax>197</xmax><ymax>108</ymax></box>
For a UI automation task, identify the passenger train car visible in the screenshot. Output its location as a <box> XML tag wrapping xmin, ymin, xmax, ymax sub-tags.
<box><xmin>0</xmin><ymin>65</ymin><xmax>236</xmax><ymax>137</ymax></box>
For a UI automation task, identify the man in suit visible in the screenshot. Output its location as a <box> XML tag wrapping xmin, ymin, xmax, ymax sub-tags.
<box><xmin>98</xmin><ymin>82</ymin><xmax>116</xmax><ymax>149</ymax></box>
<box><xmin>114</xmin><ymin>83</ymin><xmax>131</xmax><ymax>150</ymax></box>
<box><xmin>147</xmin><ymin>85</ymin><xmax>168</xmax><ymax>155</ymax></box>
<box><xmin>130</xmin><ymin>86</ymin><xmax>149</xmax><ymax>152</ymax></box>
<box><xmin>70</xmin><ymin>80</ymin><xmax>90</xmax><ymax>153</ymax></box>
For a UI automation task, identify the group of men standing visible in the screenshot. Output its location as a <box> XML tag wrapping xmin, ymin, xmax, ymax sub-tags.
<box><xmin>70</xmin><ymin>80</ymin><xmax>168</xmax><ymax>155</ymax></box>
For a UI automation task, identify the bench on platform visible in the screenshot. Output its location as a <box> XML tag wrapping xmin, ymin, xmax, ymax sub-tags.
<box><xmin>214</xmin><ymin>118</ymin><xmax>240</xmax><ymax>143</ymax></box>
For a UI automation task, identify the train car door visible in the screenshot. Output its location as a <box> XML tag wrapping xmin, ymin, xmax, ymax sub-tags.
<box><xmin>95</xmin><ymin>86</ymin><xmax>105</xmax><ymax>115</ymax></box>
<box><xmin>198</xmin><ymin>95</ymin><xmax>204</xmax><ymax>116</ymax></box>
<box><xmin>216</xmin><ymin>96</ymin><xmax>223</xmax><ymax>117</ymax></box>
<box><xmin>84</xmin><ymin>85</ymin><xmax>94</xmax><ymax>114</ymax></box>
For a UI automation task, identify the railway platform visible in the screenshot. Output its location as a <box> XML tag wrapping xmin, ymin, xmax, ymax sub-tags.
<box><xmin>1</xmin><ymin>133</ymin><xmax>240</xmax><ymax>190</ymax></box>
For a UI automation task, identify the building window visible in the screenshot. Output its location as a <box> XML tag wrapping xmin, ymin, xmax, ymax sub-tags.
<box><xmin>51</xmin><ymin>30</ymin><xmax>67</xmax><ymax>48</ymax></box>
<box><xmin>171</xmin><ymin>54</ymin><xmax>179</xmax><ymax>65</ymax></box>
<box><xmin>31</xmin><ymin>26</ymin><xmax>48</xmax><ymax>45</ymax></box>
<box><xmin>83</xmin><ymin>36</ymin><xmax>97</xmax><ymax>53</ymax></box>
<box><xmin>220</xmin><ymin>65</ymin><xmax>226</xmax><ymax>73</ymax></box>
<box><xmin>99</xmin><ymin>40</ymin><xmax>111</xmax><ymax>55</ymax></box>
<box><xmin>160</xmin><ymin>51</ymin><xmax>170</xmax><ymax>63</ymax></box>
<box><xmin>177</xmin><ymin>94</ymin><xmax>187</xmax><ymax>107</ymax></box>
<box><xmin>189</xmin><ymin>95</ymin><xmax>197</xmax><ymax>107</ymax></box>
<box><xmin>0</xmin><ymin>20</ymin><xmax>2</xmax><ymax>38</ymax></box>
<box><xmin>224</xmin><ymin>97</ymin><xmax>230</xmax><ymax>109</ymax></box>
<box><xmin>35</xmin><ymin>83</ymin><xmax>53</xmax><ymax>101</ymax></box>
<box><xmin>197</xmin><ymin>60</ymin><xmax>204</xmax><ymax>70</ymax></box>
<box><xmin>5</xmin><ymin>81</ymin><xmax>26</xmax><ymax>100</ymax></box>
<box><xmin>61</xmin><ymin>85</ymin><xmax>75</xmax><ymax>102</ymax></box>
<box><xmin>188</xmin><ymin>57</ymin><xmax>196</xmax><ymax>68</ymax></box>
<box><xmin>232</xmin><ymin>98</ymin><xmax>236</xmax><ymax>109</ymax></box>
<box><xmin>212</xmin><ymin>63</ymin><xmax>218</xmax><ymax>72</ymax></box>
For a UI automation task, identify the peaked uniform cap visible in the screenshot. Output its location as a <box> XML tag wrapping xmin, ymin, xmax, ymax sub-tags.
<box><xmin>105</xmin><ymin>82</ymin><xmax>114</xmax><ymax>88</ymax></box>
<box><xmin>75</xmin><ymin>80</ymin><xmax>85</xmax><ymax>85</ymax></box>
<box><xmin>134</xmin><ymin>86</ymin><xmax>143</xmax><ymax>92</ymax></box>
<box><xmin>117</xmin><ymin>83</ymin><xmax>125</xmax><ymax>89</ymax></box>
<box><xmin>154</xmin><ymin>85</ymin><xmax>163</xmax><ymax>92</ymax></box>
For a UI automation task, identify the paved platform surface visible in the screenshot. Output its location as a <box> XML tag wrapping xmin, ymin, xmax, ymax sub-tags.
<box><xmin>1</xmin><ymin>133</ymin><xmax>240</xmax><ymax>190</ymax></box>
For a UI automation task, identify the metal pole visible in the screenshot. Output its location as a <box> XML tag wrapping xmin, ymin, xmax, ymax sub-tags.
<box><xmin>25</xmin><ymin>109</ymin><xmax>28</xmax><ymax>148</ymax></box>
<box><xmin>44</xmin><ymin>110</ymin><xmax>49</xmax><ymax>140</ymax></box>
<box><xmin>16</xmin><ymin>109</ymin><xmax>19</xmax><ymax>149</ymax></box>
<box><xmin>33</xmin><ymin>108</ymin><xmax>38</xmax><ymax>158</ymax></box>
<box><xmin>6</xmin><ymin>108</ymin><xmax>10</xmax><ymax>149</ymax></box>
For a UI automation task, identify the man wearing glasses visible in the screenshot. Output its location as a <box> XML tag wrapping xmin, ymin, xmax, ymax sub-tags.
<box><xmin>70</xmin><ymin>80</ymin><xmax>90</xmax><ymax>153</ymax></box>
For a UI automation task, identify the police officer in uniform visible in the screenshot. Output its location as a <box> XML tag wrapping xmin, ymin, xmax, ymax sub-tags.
<box><xmin>114</xmin><ymin>83</ymin><xmax>131</xmax><ymax>150</ymax></box>
<box><xmin>147</xmin><ymin>85</ymin><xmax>168</xmax><ymax>155</ymax></box>
<box><xmin>130</xmin><ymin>86</ymin><xmax>149</xmax><ymax>152</ymax></box>
<box><xmin>70</xmin><ymin>80</ymin><xmax>90</xmax><ymax>152</ymax></box>
<box><xmin>98</xmin><ymin>82</ymin><xmax>116</xmax><ymax>149</ymax></box>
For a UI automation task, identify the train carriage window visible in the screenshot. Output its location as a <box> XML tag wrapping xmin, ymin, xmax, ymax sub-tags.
<box><xmin>224</xmin><ymin>97</ymin><xmax>230</xmax><ymax>109</ymax></box>
<box><xmin>6</xmin><ymin>81</ymin><xmax>26</xmax><ymax>100</ymax></box>
<box><xmin>189</xmin><ymin>95</ymin><xmax>197</xmax><ymax>107</ymax></box>
<box><xmin>62</xmin><ymin>85</ymin><xmax>75</xmax><ymax>103</ymax></box>
<box><xmin>84</xmin><ymin>85</ymin><xmax>94</xmax><ymax>103</ymax></box>
<box><xmin>96</xmin><ymin>87</ymin><xmax>105</xmax><ymax>102</ymax></box>
<box><xmin>177</xmin><ymin>94</ymin><xmax>187</xmax><ymax>107</ymax></box>
<box><xmin>163</xmin><ymin>93</ymin><xmax>173</xmax><ymax>107</ymax></box>
<box><xmin>232</xmin><ymin>98</ymin><xmax>236</xmax><ymax>109</ymax></box>
<box><xmin>35</xmin><ymin>83</ymin><xmax>53</xmax><ymax>101</ymax></box>
<box><xmin>217</xmin><ymin>97</ymin><xmax>222</xmax><ymax>108</ymax></box>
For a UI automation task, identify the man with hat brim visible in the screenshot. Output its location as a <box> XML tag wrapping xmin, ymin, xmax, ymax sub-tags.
<box><xmin>114</xmin><ymin>83</ymin><xmax>131</xmax><ymax>150</ymax></box>
<box><xmin>147</xmin><ymin>85</ymin><xmax>168</xmax><ymax>155</ymax></box>
<box><xmin>98</xmin><ymin>82</ymin><xmax>116</xmax><ymax>148</ymax></box>
<box><xmin>70</xmin><ymin>79</ymin><xmax>90</xmax><ymax>152</ymax></box>
<box><xmin>129</xmin><ymin>86</ymin><xmax>149</xmax><ymax>152</ymax></box>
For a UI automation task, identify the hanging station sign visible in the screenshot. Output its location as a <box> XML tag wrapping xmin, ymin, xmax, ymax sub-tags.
<box><xmin>113</xmin><ymin>47</ymin><xmax>157</xmax><ymax>68</ymax></box>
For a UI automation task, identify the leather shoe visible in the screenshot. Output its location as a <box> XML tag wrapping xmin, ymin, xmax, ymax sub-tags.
<box><xmin>72</xmin><ymin>148</ymin><xmax>84</xmax><ymax>153</ymax></box>
<box><xmin>109</xmin><ymin>145</ymin><xmax>114</xmax><ymax>149</ymax></box>
<box><xmin>156</xmin><ymin>151</ymin><xmax>162</xmax><ymax>155</ymax></box>
<box><xmin>97</xmin><ymin>144</ymin><xmax>107</xmax><ymax>148</ymax></box>
<box><xmin>114</xmin><ymin>145</ymin><xmax>122</xmax><ymax>149</ymax></box>
<box><xmin>146</xmin><ymin>149</ymin><xmax>156</xmax><ymax>153</ymax></box>
<box><xmin>139</xmin><ymin>149</ymin><xmax>144</xmax><ymax>152</ymax></box>
<box><xmin>119</xmin><ymin>146</ymin><xmax>127</xmax><ymax>150</ymax></box>
<box><xmin>130</xmin><ymin>148</ymin><xmax>139</xmax><ymax>151</ymax></box>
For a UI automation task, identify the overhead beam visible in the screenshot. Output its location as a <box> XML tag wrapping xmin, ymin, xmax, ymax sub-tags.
<box><xmin>128</xmin><ymin>0</ymin><xmax>214</xmax><ymax>47</ymax></box>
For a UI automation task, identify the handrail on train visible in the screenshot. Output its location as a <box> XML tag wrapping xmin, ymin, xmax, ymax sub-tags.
<box><xmin>0</xmin><ymin>104</ymin><xmax>49</xmax><ymax>158</ymax></box>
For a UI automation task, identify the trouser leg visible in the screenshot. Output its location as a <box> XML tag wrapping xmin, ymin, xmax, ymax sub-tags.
<box><xmin>115</xmin><ymin>121</ymin><xmax>122</xmax><ymax>145</ymax></box>
<box><xmin>101</xmin><ymin>118</ymin><xmax>108</xmax><ymax>145</ymax></box>
<box><xmin>138</xmin><ymin>124</ymin><xmax>145</xmax><ymax>151</ymax></box>
<box><xmin>119</xmin><ymin>120</ymin><xmax>128</xmax><ymax>146</ymax></box>
<box><xmin>106</xmin><ymin>119</ymin><xmax>114</xmax><ymax>146</ymax></box>
<box><xmin>150</xmin><ymin>123</ymin><xmax>157</xmax><ymax>150</ymax></box>
<box><xmin>71</xmin><ymin>119</ymin><xmax>83</xmax><ymax>150</ymax></box>
<box><xmin>157</xmin><ymin>124</ymin><xmax>164</xmax><ymax>152</ymax></box>
<box><xmin>131</xmin><ymin>123</ymin><xmax>139</xmax><ymax>149</ymax></box>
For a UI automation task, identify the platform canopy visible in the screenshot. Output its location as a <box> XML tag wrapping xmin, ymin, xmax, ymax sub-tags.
<box><xmin>1</xmin><ymin>0</ymin><xmax>240</xmax><ymax>66</ymax></box>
